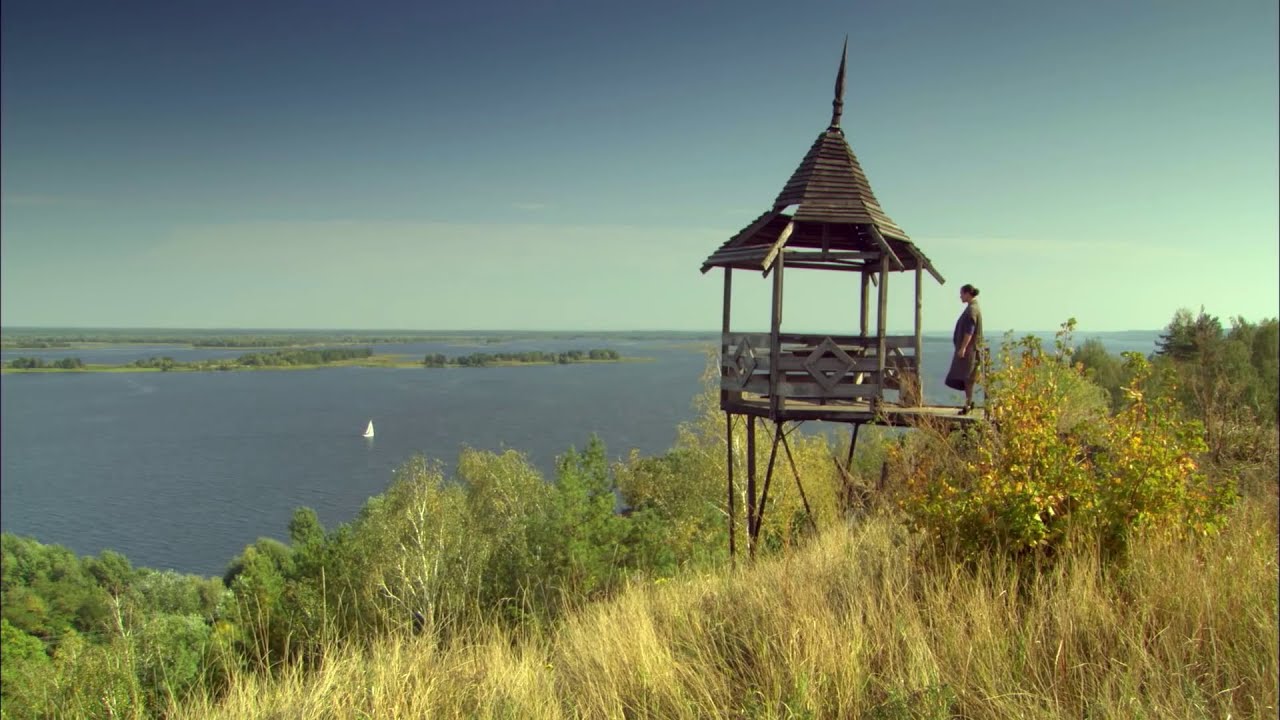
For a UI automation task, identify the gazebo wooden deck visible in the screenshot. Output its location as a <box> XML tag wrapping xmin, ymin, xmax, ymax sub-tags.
<box><xmin>701</xmin><ymin>41</ymin><xmax>979</xmax><ymax>557</ymax></box>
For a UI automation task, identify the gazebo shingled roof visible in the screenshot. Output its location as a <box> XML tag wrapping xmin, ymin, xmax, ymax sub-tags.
<box><xmin>701</xmin><ymin>40</ymin><xmax>943</xmax><ymax>284</ymax></box>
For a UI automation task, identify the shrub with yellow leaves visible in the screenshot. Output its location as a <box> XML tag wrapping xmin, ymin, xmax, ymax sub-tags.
<box><xmin>892</xmin><ymin>321</ymin><xmax>1235</xmax><ymax>560</ymax></box>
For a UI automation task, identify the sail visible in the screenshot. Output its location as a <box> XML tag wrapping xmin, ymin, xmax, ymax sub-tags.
<box><xmin>363</xmin><ymin>420</ymin><xmax>375</xmax><ymax>438</ymax></box>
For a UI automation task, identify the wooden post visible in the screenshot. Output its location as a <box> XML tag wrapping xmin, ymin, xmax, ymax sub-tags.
<box><xmin>769</xmin><ymin>252</ymin><xmax>784</xmax><ymax>420</ymax></box>
<box><xmin>722</xmin><ymin>268</ymin><xmax>733</xmax><ymax>408</ymax></box>
<box><xmin>722</xmin><ymin>268</ymin><xmax>733</xmax><ymax>334</ymax></box>
<box><xmin>913</xmin><ymin>266</ymin><xmax>923</xmax><ymax>406</ymax></box>
<box><xmin>876</xmin><ymin>254</ymin><xmax>888</xmax><ymax>410</ymax></box>
<box><xmin>726</xmin><ymin>414</ymin><xmax>735</xmax><ymax>559</ymax></box>
<box><xmin>859</xmin><ymin>270</ymin><xmax>870</xmax><ymax>337</ymax></box>
<box><xmin>747</xmin><ymin>415</ymin><xmax>752</xmax><ymax>556</ymax></box>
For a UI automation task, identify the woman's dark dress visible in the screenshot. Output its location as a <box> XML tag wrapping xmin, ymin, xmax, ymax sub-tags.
<box><xmin>945</xmin><ymin>301</ymin><xmax>983</xmax><ymax>391</ymax></box>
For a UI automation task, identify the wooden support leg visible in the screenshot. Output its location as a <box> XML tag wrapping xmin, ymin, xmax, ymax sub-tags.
<box><xmin>726</xmin><ymin>414</ymin><xmax>736</xmax><ymax>560</ymax></box>
<box><xmin>753</xmin><ymin>422</ymin><xmax>784</xmax><ymax>546</ymax></box>
<box><xmin>846</xmin><ymin>423</ymin><xmax>860</xmax><ymax>469</ymax></box>
<box><xmin>746</xmin><ymin>416</ymin><xmax>757</xmax><ymax>558</ymax></box>
<box><xmin>779</xmin><ymin>431</ymin><xmax>818</xmax><ymax>534</ymax></box>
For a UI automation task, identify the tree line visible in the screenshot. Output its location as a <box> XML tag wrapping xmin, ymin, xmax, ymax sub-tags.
<box><xmin>7</xmin><ymin>357</ymin><xmax>86</xmax><ymax>369</ymax></box>
<box><xmin>1</xmin><ymin>332</ymin><xmax>537</xmax><ymax>348</ymax></box>
<box><xmin>424</xmin><ymin>348</ymin><xmax>621</xmax><ymax>367</ymax></box>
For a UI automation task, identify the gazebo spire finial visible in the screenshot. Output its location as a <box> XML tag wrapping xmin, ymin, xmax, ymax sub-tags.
<box><xmin>830</xmin><ymin>36</ymin><xmax>848</xmax><ymax>129</ymax></box>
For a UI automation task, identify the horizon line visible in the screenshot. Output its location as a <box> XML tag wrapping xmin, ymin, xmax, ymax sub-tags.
<box><xmin>0</xmin><ymin>325</ymin><xmax>1166</xmax><ymax>335</ymax></box>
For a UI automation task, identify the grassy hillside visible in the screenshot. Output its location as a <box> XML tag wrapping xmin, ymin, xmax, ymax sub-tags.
<box><xmin>176</xmin><ymin>494</ymin><xmax>1277</xmax><ymax>719</ymax></box>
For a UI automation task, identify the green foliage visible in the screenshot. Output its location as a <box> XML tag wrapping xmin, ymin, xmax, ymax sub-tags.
<box><xmin>616</xmin><ymin>448</ymin><xmax>726</xmax><ymax>573</ymax></box>
<box><xmin>1</xmin><ymin>535</ymin><xmax>112</xmax><ymax>641</ymax></box>
<box><xmin>1154</xmin><ymin>310</ymin><xmax>1278</xmax><ymax>421</ymax></box>
<box><xmin>222</xmin><ymin>538</ymin><xmax>296</xmax><ymax>669</ymax></box>
<box><xmin>234</xmin><ymin>347</ymin><xmax>373</xmax><ymax>367</ymax></box>
<box><xmin>1</xmin><ymin>533</ymin><xmax>233</xmax><ymax>716</ymax></box>
<box><xmin>432</xmin><ymin>348</ymin><xmax>621</xmax><ymax>367</ymax></box>
<box><xmin>1156</xmin><ymin>306</ymin><xmax>1224</xmax><ymax>360</ymax></box>
<box><xmin>1085</xmin><ymin>310</ymin><xmax>1279</xmax><ymax>482</ymax></box>
<box><xmin>540</xmin><ymin>437</ymin><xmax>628</xmax><ymax>599</ymax></box>
<box><xmin>134</xmin><ymin>570</ymin><xmax>224</xmax><ymax>621</ymax></box>
<box><xmin>1073</xmin><ymin>337</ymin><xmax>1129</xmax><ymax>410</ymax></box>
<box><xmin>45</xmin><ymin>632</ymin><xmax>141</xmax><ymax>716</ymax></box>
<box><xmin>132</xmin><ymin>356</ymin><xmax>177</xmax><ymax>370</ymax></box>
<box><xmin>456</xmin><ymin>448</ymin><xmax>550</xmax><ymax>621</ymax></box>
<box><xmin>893</xmin><ymin>322</ymin><xmax>1235</xmax><ymax>559</ymax></box>
<box><xmin>133</xmin><ymin>613</ymin><xmax>212</xmax><ymax>709</ymax></box>
<box><xmin>7</xmin><ymin>356</ymin><xmax>84</xmax><ymax>369</ymax></box>
<box><xmin>2</xmin><ymin>617</ymin><xmax>53</xmax><ymax>720</ymax></box>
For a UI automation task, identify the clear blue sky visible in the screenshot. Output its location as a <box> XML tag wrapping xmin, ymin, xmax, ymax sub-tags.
<box><xmin>2</xmin><ymin>0</ymin><xmax>1276</xmax><ymax>332</ymax></box>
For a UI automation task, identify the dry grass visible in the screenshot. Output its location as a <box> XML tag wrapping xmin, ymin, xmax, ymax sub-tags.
<box><xmin>177</xmin><ymin>496</ymin><xmax>1278</xmax><ymax>720</ymax></box>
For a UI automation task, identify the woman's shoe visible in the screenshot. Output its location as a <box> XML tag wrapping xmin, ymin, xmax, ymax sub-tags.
<box><xmin>958</xmin><ymin>402</ymin><xmax>973</xmax><ymax>416</ymax></box>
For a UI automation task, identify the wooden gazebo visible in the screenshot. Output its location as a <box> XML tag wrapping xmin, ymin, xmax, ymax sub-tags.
<box><xmin>701</xmin><ymin>42</ymin><xmax>978</xmax><ymax>556</ymax></box>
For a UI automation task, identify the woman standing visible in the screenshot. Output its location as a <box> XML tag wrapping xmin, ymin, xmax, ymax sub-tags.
<box><xmin>945</xmin><ymin>284</ymin><xmax>983</xmax><ymax>414</ymax></box>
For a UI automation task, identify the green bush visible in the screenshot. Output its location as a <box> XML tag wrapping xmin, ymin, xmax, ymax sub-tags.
<box><xmin>893</xmin><ymin>323</ymin><xmax>1235</xmax><ymax>559</ymax></box>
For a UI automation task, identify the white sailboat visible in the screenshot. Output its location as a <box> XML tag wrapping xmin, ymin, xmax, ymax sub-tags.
<box><xmin>362</xmin><ymin>420</ymin><xmax>375</xmax><ymax>438</ymax></box>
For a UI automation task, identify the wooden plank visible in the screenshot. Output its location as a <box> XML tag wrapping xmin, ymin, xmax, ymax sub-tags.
<box><xmin>782</xmin><ymin>261</ymin><xmax>864</xmax><ymax>272</ymax></box>
<box><xmin>868</xmin><ymin>225</ymin><xmax>905</xmax><ymax>271</ymax></box>
<box><xmin>775</xmin><ymin>370</ymin><xmax>880</xmax><ymax>383</ymax></box>
<box><xmin>793</xmin><ymin>211</ymin><xmax>876</xmax><ymax>225</ymax></box>
<box><xmin>711</xmin><ymin>246</ymin><xmax>771</xmax><ymax>260</ymax></box>
<box><xmin>780</xmin><ymin>381</ymin><xmax>881</xmax><ymax>400</ymax></box>
<box><xmin>909</xmin><ymin>246</ymin><xmax>946</xmax><ymax>285</ymax></box>
<box><xmin>725</xmin><ymin>211</ymin><xmax>779</xmax><ymax>249</ymax></box>
<box><xmin>740</xmin><ymin>376</ymin><xmax>881</xmax><ymax>399</ymax></box>
<box><xmin>703</xmin><ymin>253</ymin><xmax>767</xmax><ymax>271</ymax></box>
<box><xmin>783</xmin><ymin>250</ymin><xmax>878</xmax><ymax>261</ymax></box>
<box><xmin>776</xmin><ymin>356</ymin><xmax>881</xmax><ymax>373</ymax></box>
<box><xmin>723</xmin><ymin>332</ymin><xmax>771</xmax><ymax>347</ymax></box>
<box><xmin>726</xmin><ymin>396</ymin><xmax>985</xmax><ymax>426</ymax></box>
<box><xmin>721</xmin><ymin>354</ymin><xmax>768</xmax><ymax>371</ymax></box>
<box><xmin>720</xmin><ymin>262</ymin><xmax>776</xmax><ymax>272</ymax></box>
<box><xmin>720</xmin><ymin>345</ymin><xmax>772</xmax><ymax>360</ymax></box>
<box><xmin>720</xmin><ymin>359</ymin><xmax>771</xmax><ymax>375</ymax></box>
<box><xmin>761</xmin><ymin>221</ymin><xmax>796</xmax><ymax>274</ymax></box>
<box><xmin>786</xmin><ymin>239</ymin><xmax>874</xmax><ymax>253</ymax></box>
<box><xmin>777</xmin><ymin>332</ymin><xmax>916</xmax><ymax>348</ymax></box>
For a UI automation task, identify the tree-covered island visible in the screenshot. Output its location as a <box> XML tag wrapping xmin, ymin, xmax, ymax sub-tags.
<box><xmin>3</xmin><ymin>348</ymin><xmax>629</xmax><ymax>373</ymax></box>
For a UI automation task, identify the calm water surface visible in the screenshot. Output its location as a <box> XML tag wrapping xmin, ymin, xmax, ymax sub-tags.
<box><xmin>0</xmin><ymin>332</ymin><xmax>1156</xmax><ymax>576</ymax></box>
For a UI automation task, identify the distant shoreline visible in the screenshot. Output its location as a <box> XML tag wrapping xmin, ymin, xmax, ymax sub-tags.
<box><xmin>0</xmin><ymin>330</ymin><xmax>724</xmax><ymax>350</ymax></box>
<box><xmin>1</xmin><ymin>354</ymin><xmax>648</xmax><ymax>375</ymax></box>
<box><xmin>0</xmin><ymin>328</ymin><xmax>1163</xmax><ymax>352</ymax></box>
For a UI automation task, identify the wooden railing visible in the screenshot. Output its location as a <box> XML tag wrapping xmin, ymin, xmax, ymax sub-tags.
<box><xmin>721</xmin><ymin>332</ymin><xmax>921</xmax><ymax>406</ymax></box>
